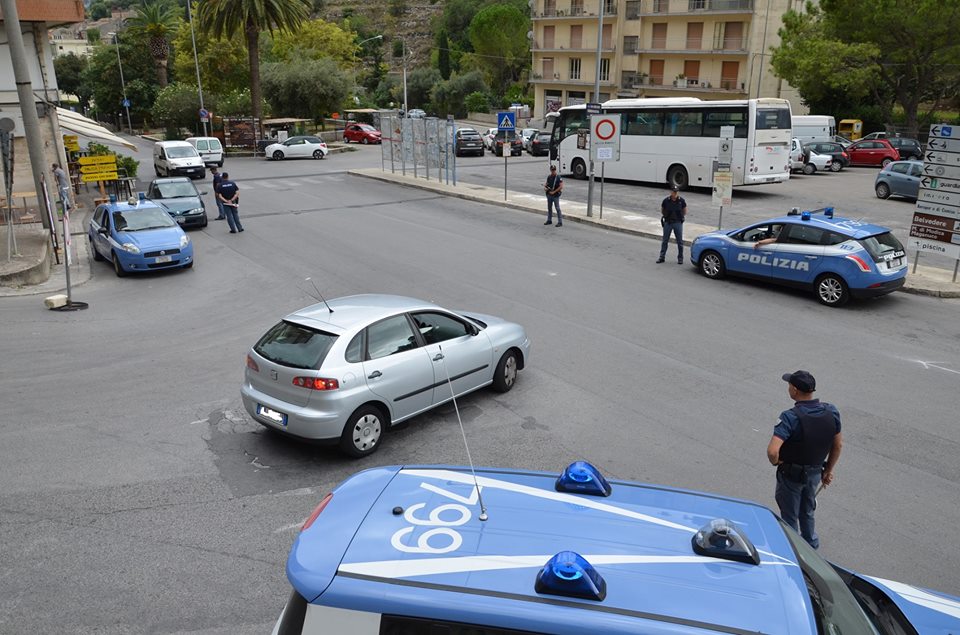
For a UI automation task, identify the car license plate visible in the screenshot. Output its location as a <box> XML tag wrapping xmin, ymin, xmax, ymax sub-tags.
<box><xmin>257</xmin><ymin>405</ymin><xmax>288</xmax><ymax>426</ymax></box>
<box><xmin>155</xmin><ymin>255</ymin><xmax>172</xmax><ymax>263</ymax></box>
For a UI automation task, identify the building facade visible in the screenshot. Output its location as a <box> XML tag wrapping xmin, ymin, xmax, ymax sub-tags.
<box><xmin>530</xmin><ymin>0</ymin><xmax>805</xmax><ymax>116</ymax></box>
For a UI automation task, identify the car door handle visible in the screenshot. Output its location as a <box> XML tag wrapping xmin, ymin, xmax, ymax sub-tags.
<box><xmin>433</xmin><ymin>353</ymin><xmax>444</xmax><ymax>361</ymax></box>
<box><xmin>367</xmin><ymin>370</ymin><xmax>382</xmax><ymax>379</ymax></box>
<box><xmin>804</xmin><ymin>255</ymin><xmax>818</xmax><ymax>259</ymax></box>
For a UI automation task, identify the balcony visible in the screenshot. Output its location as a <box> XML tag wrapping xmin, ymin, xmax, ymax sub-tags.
<box><xmin>530</xmin><ymin>75</ymin><xmax>618</xmax><ymax>87</ymax></box>
<box><xmin>532</xmin><ymin>42</ymin><xmax>617</xmax><ymax>53</ymax></box>
<box><xmin>634</xmin><ymin>77</ymin><xmax>746</xmax><ymax>92</ymax></box>
<box><xmin>639</xmin><ymin>0</ymin><xmax>753</xmax><ymax>15</ymax></box>
<box><xmin>640</xmin><ymin>36</ymin><xmax>748</xmax><ymax>54</ymax></box>
<box><xmin>533</xmin><ymin>1</ymin><xmax>619</xmax><ymax>19</ymax></box>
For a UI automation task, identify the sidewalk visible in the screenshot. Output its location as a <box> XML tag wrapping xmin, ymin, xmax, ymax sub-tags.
<box><xmin>350</xmin><ymin>167</ymin><xmax>960</xmax><ymax>299</ymax></box>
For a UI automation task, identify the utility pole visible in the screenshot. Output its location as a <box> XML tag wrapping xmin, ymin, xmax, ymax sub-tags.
<box><xmin>1</xmin><ymin>0</ymin><xmax>51</xmax><ymax>229</ymax></box>
<box><xmin>110</xmin><ymin>32</ymin><xmax>133</xmax><ymax>135</ymax></box>
<box><xmin>586</xmin><ymin>0</ymin><xmax>605</xmax><ymax>218</ymax></box>
<box><xmin>186</xmin><ymin>0</ymin><xmax>207</xmax><ymax>136</ymax></box>
<box><xmin>402</xmin><ymin>39</ymin><xmax>409</xmax><ymax>117</ymax></box>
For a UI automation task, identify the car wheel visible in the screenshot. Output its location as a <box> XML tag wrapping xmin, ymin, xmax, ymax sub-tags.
<box><xmin>480</xmin><ymin>149</ymin><xmax>485</xmax><ymax>157</ymax></box>
<box><xmin>875</xmin><ymin>182</ymin><xmax>891</xmax><ymax>199</ymax></box>
<box><xmin>342</xmin><ymin>136</ymin><xmax>349</xmax><ymax>143</ymax></box>
<box><xmin>830</xmin><ymin>161</ymin><xmax>843</xmax><ymax>172</ymax></box>
<box><xmin>881</xmin><ymin>157</ymin><xmax>893</xmax><ymax>168</ymax></box>
<box><xmin>815</xmin><ymin>273</ymin><xmax>849</xmax><ymax>307</ymax></box>
<box><xmin>802</xmin><ymin>163</ymin><xmax>816</xmax><ymax>175</ymax></box>
<box><xmin>667</xmin><ymin>165</ymin><xmax>689</xmax><ymax>191</ymax></box>
<box><xmin>272</xmin><ymin>150</ymin><xmax>284</xmax><ymax>161</ymax></box>
<box><xmin>202</xmin><ymin>216</ymin><xmax>209</xmax><ymax>227</ymax></box>
<box><xmin>90</xmin><ymin>237</ymin><xmax>104</xmax><ymax>261</ymax></box>
<box><xmin>339</xmin><ymin>405</ymin><xmax>385</xmax><ymax>458</ymax></box>
<box><xmin>571</xmin><ymin>158</ymin><xmax>587</xmax><ymax>180</ymax></box>
<box><xmin>361</xmin><ymin>137</ymin><xmax>369</xmax><ymax>145</ymax></box>
<box><xmin>112</xmin><ymin>252</ymin><xmax>127</xmax><ymax>277</ymax></box>
<box><xmin>699</xmin><ymin>250</ymin><xmax>726</xmax><ymax>279</ymax></box>
<box><xmin>492</xmin><ymin>349</ymin><xmax>519</xmax><ymax>393</ymax></box>
<box><xmin>154</xmin><ymin>166</ymin><xmax>162</xmax><ymax>177</ymax></box>
<box><xmin>217</xmin><ymin>161</ymin><xmax>223</xmax><ymax>168</ymax></box>
<box><xmin>313</xmin><ymin>149</ymin><xmax>324</xmax><ymax>159</ymax></box>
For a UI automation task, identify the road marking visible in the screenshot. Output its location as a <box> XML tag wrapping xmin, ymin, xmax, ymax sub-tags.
<box><xmin>915</xmin><ymin>360</ymin><xmax>960</xmax><ymax>375</ymax></box>
<box><xmin>273</xmin><ymin>521</ymin><xmax>303</xmax><ymax>534</ymax></box>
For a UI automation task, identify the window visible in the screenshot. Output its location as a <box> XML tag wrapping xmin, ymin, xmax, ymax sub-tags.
<box><xmin>345</xmin><ymin>332</ymin><xmax>365</xmax><ymax>363</ymax></box>
<box><xmin>781</xmin><ymin>223</ymin><xmax>825</xmax><ymax>246</ymax></box>
<box><xmin>720</xmin><ymin>61</ymin><xmax>739</xmax><ymax>90</ymax></box>
<box><xmin>664</xmin><ymin>110</ymin><xmax>703</xmax><ymax>136</ymax></box>
<box><xmin>570</xmin><ymin>24</ymin><xmax>582</xmax><ymax>48</ymax></box>
<box><xmin>909</xmin><ymin>164</ymin><xmax>922</xmax><ymax>177</ymax></box>
<box><xmin>622</xmin><ymin>111</ymin><xmax>664</xmax><ymax>135</ymax></box>
<box><xmin>599</xmin><ymin>58</ymin><xmax>610</xmax><ymax>82</ymax></box>
<box><xmin>652</xmin><ymin>0</ymin><xmax>667</xmax><ymax>11</ymax></box>
<box><xmin>366</xmin><ymin>315</ymin><xmax>419</xmax><ymax>360</ymax></box>
<box><xmin>254</xmin><ymin>322</ymin><xmax>337</xmax><ymax>370</ymax></box>
<box><xmin>756</xmin><ymin>108</ymin><xmax>791</xmax><ymax>130</ymax></box>
<box><xmin>543</xmin><ymin>25</ymin><xmax>555</xmax><ymax>48</ymax></box>
<box><xmin>559</xmin><ymin>109</ymin><xmax>588</xmax><ymax>140</ymax></box>
<box><xmin>626</xmin><ymin>0</ymin><xmax>640</xmax><ymax>19</ymax></box>
<box><xmin>683</xmin><ymin>60</ymin><xmax>700</xmax><ymax>83</ymax></box>
<box><xmin>702</xmin><ymin>108</ymin><xmax>748</xmax><ymax>138</ymax></box>
<box><xmin>738</xmin><ymin>223</ymin><xmax>783</xmax><ymax>243</ymax></box>
<box><xmin>410</xmin><ymin>312</ymin><xmax>471</xmax><ymax>345</ymax></box>
<box><xmin>722</xmin><ymin>22</ymin><xmax>744</xmax><ymax>50</ymax></box>
<box><xmin>689</xmin><ymin>0</ymin><xmax>706</xmax><ymax>9</ymax></box>
<box><xmin>686</xmin><ymin>22</ymin><xmax>703</xmax><ymax>49</ymax></box>
<box><xmin>623</xmin><ymin>35</ymin><xmax>639</xmax><ymax>53</ymax></box>
<box><xmin>890</xmin><ymin>163</ymin><xmax>909</xmax><ymax>175</ymax></box>
<box><xmin>569</xmin><ymin>58</ymin><xmax>581</xmax><ymax>80</ymax></box>
<box><xmin>570</xmin><ymin>0</ymin><xmax>583</xmax><ymax>15</ymax></box>
<box><xmin>651</xmin><ymin>23</ymin><xmax>667</xmax><ymax>49</ymax></box>
<box><xmin>649</xmin><ymin>59</ymin><xmax>664</xmax><ymax>85</ymax></box>
<box><xmin>603</xmin><ymin>0</ymin><xmax>615</xmax><ymax>13</ymax></box>
<box><xmin>622</xmin><ymin>71</ymin><xmax>638</xmax><ymax>87</ymax></box>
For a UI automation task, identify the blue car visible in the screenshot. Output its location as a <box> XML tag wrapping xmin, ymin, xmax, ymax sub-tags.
<box><xmin>691</xmin><ymin>208</ymin><xmax>907</xmax><ymax>306</ymax></box>
<box><xmin>87</xmin><ymin>196</ymin><xmax>194</xmax><ymax>277</ymax></box>
<box><xmin>274</xmin><ymin>463</ymin><xmax>960</xmax><ymax>634</ymax></box>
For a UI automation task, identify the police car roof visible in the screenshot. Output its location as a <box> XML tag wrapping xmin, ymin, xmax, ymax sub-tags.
<box><xmin>765</xmin><ymin>211</ymin><xmax>891</xmax><ymax>240</ymax></box>
<box><xmin>288</xmin><ymin>465</ymin><xmax>814</xmax><ymax>635</ymax></box>
<box><xmin>103</xmin><ymin>199</ymin><xmax>165</xmax><ymax>212</ymax></box>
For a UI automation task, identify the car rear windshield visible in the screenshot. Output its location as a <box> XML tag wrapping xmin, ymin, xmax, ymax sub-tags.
<box><xmin>858</xmin><ymin>232</ymin><xmax>904</xmax><ymax>262</ymax></box>
<box><xmin>254</xmin><ymin>321</ymin><xmax>337</xmax><ymax>370</ymax></box>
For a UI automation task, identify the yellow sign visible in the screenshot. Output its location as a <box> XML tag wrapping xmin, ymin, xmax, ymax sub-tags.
<box><xmin>79</xmin><ymin>154</ymin><xmax>117</xmax><ymax>166</ymax></box>
<box><xmin>80</xmin><ymin>163</ymin><xmax>119</xmax><ymax>174</ymax></box>
<box><xmin>63</xmin><ymin>135</ymin><xmax>80</xmax><ymax>151</ymax></box>
<box><xmin>81</xmin><ymin>172</ymin><xmax>119</xmax><ymax>183</ymax></box>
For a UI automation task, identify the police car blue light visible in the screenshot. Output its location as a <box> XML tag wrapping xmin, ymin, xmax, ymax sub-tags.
<box><xmin>690</xmin><ymin>208</ymin><xmax>907</xmax><ymax>306</ymax></box>
<box><xmin>555</xmin><ymin>460</ymin><xmax>611</xmax><ymax>496</ymax></box>
<box><xmin>273</xmin><ymin>464</ymin><xmax>960</xmax><ymax>635</ymax></box>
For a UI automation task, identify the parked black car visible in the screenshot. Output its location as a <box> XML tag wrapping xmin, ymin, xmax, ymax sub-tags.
<box><xmin>454</xmin><ymin>128</ymin><xmax>485</xmax><ymax>157</ymax></box>
<box><xmin>886</xmin><ymin>137</ymin><xmax>923</xmax><ymax>161</ymax></box>
<box><xmin>528</xmin><ymin>131</ymin><xmax>552</xmax><ymax>157</ymax></box>
<box><xmin>493</xmin><ymin>130</ymin><xmax>523</xmax><ymax>156</ymax></box>
<box><xmin>805</xmin><ymin>141</ymin><xmax>849</xmax><ymax>171</ymax></box>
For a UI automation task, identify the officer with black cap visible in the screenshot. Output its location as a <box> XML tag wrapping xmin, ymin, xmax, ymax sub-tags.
<box><xmin>766</xmin><ymin>370</ymin><xmax>843</xmax><ymax>549</ymax></box>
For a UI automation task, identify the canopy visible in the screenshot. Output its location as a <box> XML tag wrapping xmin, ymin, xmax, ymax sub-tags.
<box><xmin>56</xmin><ymin>108</ymin><xmax>138</xmax><ymax>152</ymax></box>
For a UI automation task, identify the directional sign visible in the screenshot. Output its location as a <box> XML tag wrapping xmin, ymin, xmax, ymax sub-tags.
<box><xmin>79</xmin><ymin>163</ymin><xmax>118</xmax><ymax>174</ymax></box>
<box><xmin>63</xmin><ymin>134</ymin><xmax>80</xmax><ymax>152</ymax></box>
<box><xmin>919</xmin><ymin>186</ymin><xmax>960</xmax><ymax>208</ymax></box>
<box><xmin>924</xmin><ymin>151</ymin><xmax>960</xmax><ymax>168</ymax></box>
<box><xmin>907</xmin><ymin>237</ymin><xmax>960</xmax><ymax>259</ymax></box>
<box><xmin>910</xmin><ymin>122</ymin><xmax>960</xmax><ymax>259</ymax></box>
<box><xmin>78</xmin><ymin>154</ymin><xmax>117</xmax><ymax>166</ymax></box>
<box><xmin>586</xmin><ymin>102</ymin><xmax>602</xmax><ymax>116</ymax></box>
<box><xmin>928</xmin><ymin>124</ymin><xmax>954</xmax><ymax>139</ymax></box>
<box><xmin>920</xmin><ymin>175</ymin><xmax>960</xmax><ymax>192</ymax></box>
<box><xmin>497</xmin><ymin>111</ymin><xmax>516</xmax><ymax>131</ymax></box>
<box><xmin>80</xmin><ymin>171</ymin><xmax>118</xmax><ymax>183</ymax></box>
<box><xmin>916</xmin><ymin>199</ymin><xmax>960</xmax><ymax>220</ymax></box>
<box><xmin>590</xmin><ymin>114</ymin><xmax>620</xmax><ymax>162</ymax></box>
<box><xmin>926</xmin><ymin>137</ymin><xmax>960</xmax><ymax>153</ymax></box>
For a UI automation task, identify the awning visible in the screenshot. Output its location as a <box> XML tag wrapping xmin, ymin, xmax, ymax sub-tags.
<box><xmin>56</xmin><ymin>108</ymin><xmax>138</xmax><ymax>152</ymax></box>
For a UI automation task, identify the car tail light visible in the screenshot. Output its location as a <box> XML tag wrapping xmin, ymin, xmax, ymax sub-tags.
<box><xmin>845</xmin><ymin>254</ymin><xmax>872</xmax><ymax>272</ymax></box>
<box><xmin>292</xmin><ymin>376</ymin><xmax>339</xmax><ymax>390</ymax></box>
<box><xmin>246</xmin><ymin>354</ymin><xmax>259</xmax><ymax>372</ymax></box>
<box><xmin>842</xmin><ymin>151</ymin><xmax>848</xmax><ymax>158</ymax></box>
<box><xmin>301</xmin><ymin>493</ymin><xmax>333</xmax><ymax>531</ymax></box>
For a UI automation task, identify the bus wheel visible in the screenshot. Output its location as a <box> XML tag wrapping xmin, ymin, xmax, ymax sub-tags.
<box><xmin>571</xmin><ymin>159</ymin><xmax>587</xmax><ymax>180</ymax></box>
<box><xmin>667</xmin><ymin>165</ymin><xmax>688</xmax><ymax>190</ymax></box>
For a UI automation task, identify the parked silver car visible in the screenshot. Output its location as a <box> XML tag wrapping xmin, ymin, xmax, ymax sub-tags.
<box><xmin>875</xmin><ymin>160</ymin><xmax>922</xmax><ymax>200</ymax></box>
<box><xmin>242</xmin><ymin>295</ymin><xmax>530</xmax><ymax>457</ymax></box>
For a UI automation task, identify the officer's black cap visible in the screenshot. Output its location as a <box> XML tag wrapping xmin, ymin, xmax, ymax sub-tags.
<box><xmin>670</xmin><ymin>185</ymin><xmax>679</xmax><ymax>192</ymax></box>
<box><xmin>782</xmin><ymin>370</ymin><xmax>815</xmax><ymax>392</ymax></box>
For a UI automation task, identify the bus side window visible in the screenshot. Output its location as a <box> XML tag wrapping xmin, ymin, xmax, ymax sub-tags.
<box><xmin>627</xmin><ymin>112</ymin><xmax>663</xmax><ymax>135</ymax></box>
<box><xmin>664</xmin><ymin>111</ymin><xmax>702</xmax><ymax>136</ymax></box>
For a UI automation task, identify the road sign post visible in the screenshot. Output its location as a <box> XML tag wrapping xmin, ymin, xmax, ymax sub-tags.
<box><xmin>910</xmin><ymin>124</ymin><xmax>960</xmax><ymax>279</ymax></box>
<box><xmin>590</xmin><ymin>114</ymin><xmax>620</xmax><ymax>220</ymax></box>
<box><xmin>585</xmin><ymin>102</ymin><xmax>601</xmax><ymax>218</ymax></box>
<box><xmin>713</xmin><ymin>125</ymin><xmax>735</xmax><ymax>229</ymax></box>
<box><xmin>497</xmin><ymin>111</ymin><xmax>516</xmax><ymax>201</ymax></box>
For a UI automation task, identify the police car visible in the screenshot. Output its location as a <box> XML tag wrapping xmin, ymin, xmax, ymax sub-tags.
<box><xmin>690</xmin><ymin>208</ymin><xmax>907</xmax><ymax>306</ymax></box>
<box><xmin>274</xmin><ymin>462</ymin><xmax>960</xmax><ymax>634</ymax></box>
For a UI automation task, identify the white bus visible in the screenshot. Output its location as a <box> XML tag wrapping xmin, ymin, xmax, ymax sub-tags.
<box><xmin>792</xmin><ymin>114</ymin><xmax>836</xmax><ymax>143</ymax></box>
<box><xmin>549</xmin><ymin>97</ymin><xmax>792</xmax><ymax>190</ymax></box>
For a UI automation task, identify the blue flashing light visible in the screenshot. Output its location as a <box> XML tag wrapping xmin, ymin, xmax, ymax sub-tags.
<box><xmin>138</xmin><ymin>192</ymin><xmax>146</xmax><ymax>201</ymax></box>
<box><xmin>535</xmin><ymin>551</ymin><xmax>607</xmax><ymax>601</ymax></box>
<box><xmin>801</xmin><ymin>211</ymin><xmax>811</xmax><ymax>221</ymax></box>
<box><xmin>691</xmin><ymin>518</ymin><xmax>760</xmax><ymax>565</ymax></box>
<box><xmin>824</xmin><ymin>207</ymin><xmax>834</xmax><ymax>218</ymax></box>
<box><xmin>555</xmin><ymin>461</ymin><xmax>612</xmax><ymax>497</ymax></box>
<box><xmin>108</xmin><ymin>194</ymin><xmax>117</xmax><ymax>203</ymax></box>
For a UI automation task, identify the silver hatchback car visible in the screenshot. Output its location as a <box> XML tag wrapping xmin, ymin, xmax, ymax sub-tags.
<box><xmin>241</xmin><ymin>295</ymin><xmax>530</xmax><ymax>457</ymax></box>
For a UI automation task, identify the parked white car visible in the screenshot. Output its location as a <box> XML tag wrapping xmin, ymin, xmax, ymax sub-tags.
<box><xmin>801</xmin><ymin>145</ymin><xmax>833</xmax><ymax>175</ymax></box>
<box><xmin>263</xmin><ymin>136</ymin><xmax>328</xmax><ymax>161</ymax></box>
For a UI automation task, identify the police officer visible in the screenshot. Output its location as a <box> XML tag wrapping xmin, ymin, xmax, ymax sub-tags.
<box><xmin>766</xmin><ymin>370</ymin><xmax>842</xmax><ymax>549</ymax></box>
<box><xmin>657</xmin><ymin>186</ymin><xmax>686</xmax><ymax>264</ymax></box>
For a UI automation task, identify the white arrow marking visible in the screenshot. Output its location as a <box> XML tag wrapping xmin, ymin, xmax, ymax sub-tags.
<box><xmin>915</xmin><ymin>360</ymin><xmax>960</xmax><ymax>375</ymax></box>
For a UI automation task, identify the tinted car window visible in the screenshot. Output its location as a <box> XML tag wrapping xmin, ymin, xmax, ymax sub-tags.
<box><xmin>858</xmin><ymin>232</ymin><xmax>905</xmax><ymax>262</ymax></box>
<box><xmin>737</xmin><ymin>223</ymin><xmax>782</xmax><ymax>242</ymax></box>
<box><xmin>366</xmin><ymin>315</ymin><xmax>418</xmax><ymax>360</ymax></box>
<box><xmin>890</xmin><ymin>163</ymin><xmax>909</xmax><ymax>174</ymax></box>
<box><xmin>411</xmin><ymin>312</ymin><xmax>470</xmax><ymax>345</ymax></box>
<box><xmin>255</xmin><ymin>321</ymin><xmax>337</xmax><ymax>369</ymax></box>
<box><xmin>345</xmin><ymin>332</ymin><xmax>365</xmax><ymax>363</ymax></box>
<box><xmin>781</xmin><ymin>223</ymin><xmax>824</xmax><ymax>246</ymax></box>
<box><xmin>909</xmin><ymin>164</ymin><xmax>922</xmax><ymax>177</ymax></box>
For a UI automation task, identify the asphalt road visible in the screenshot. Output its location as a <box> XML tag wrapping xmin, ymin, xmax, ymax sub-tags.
<box><xmin>0</xmin><ymin>141</ymin><xmax>958</xmax><ymax>634</ymax></box>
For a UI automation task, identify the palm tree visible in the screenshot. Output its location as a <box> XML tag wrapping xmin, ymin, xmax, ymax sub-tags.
<box><xmin>197</xmin><ymin>0</ymin><xmax>311</xmax><ymax>133</ymax></box>
<box><xmin>127</xmin><ymin>0</ymin><xmax>179</xmax><ymax>88</ymax></box>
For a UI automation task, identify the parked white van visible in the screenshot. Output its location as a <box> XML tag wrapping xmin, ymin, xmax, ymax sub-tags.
<box><xmin>185</xmin><ymin>136</ymin><xmax>224</xmax><ymax>167</ymax></box>
<box><xmin>792</xmin><ymin>115</ymin><xmax>836</xmax><ymax>143</ymax></box>
<box><xmin>153</xmin><ymin>141</ymin><xmax>206</xmax><ymax>179</ymax></box>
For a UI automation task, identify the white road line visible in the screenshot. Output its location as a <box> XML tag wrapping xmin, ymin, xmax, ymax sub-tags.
<box><xmin>273</xmin><ymin>521</ymin><xmax>304</xmax><ymax>534</ymax></box>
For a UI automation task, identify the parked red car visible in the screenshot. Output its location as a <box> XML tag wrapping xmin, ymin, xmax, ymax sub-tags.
<box><xmin>343</xmin><ymin>123</ymin><xmax>381</xmax><ymax>144</ymax></box>
<box><xmin>845</xmin><ymin>139</ymin><xmax>899</xmax><ymax>167</ymax></box>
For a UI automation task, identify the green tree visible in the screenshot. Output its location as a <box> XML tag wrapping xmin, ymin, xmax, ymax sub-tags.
<box><xmin>436</xmin><ymin>27</ymin><xmax>451</xmax><ymax>80</ymax></box>
<box><xmin>464</xmin><ymin>90</ymin><xmax>489</xmax><ymax>113</ymax></box>
<box><xmin>430</xmin><ymin>70</ymin><xmax>487</xmax><ymax>117</ymax></box>
<box><xmin>260</xmin><ymin>58</ymin><xmax>351</xmax><ymax>118</ymax></box>
<box><xmin>406</xmin><ymin>67</ymin><xmax>442</xmax><ymax>109</ymax></box>
<box><xmin>172</xmin><ymin>6</ymin><xmax>250</xmax><ymax>96</ymax></box>
<box><xmin>54</xmin><ymin>53</ymin><xmax>93</xmax><ymax>110</ymax></box>
<box><xmin>82</xmin><ymin>40</ymin><xmax>158</xmax><ymax>125</ymax></box>
<box><xmin>151</xmin><ymin>82</ymin><xmax>215</xmax><ymax>128</ymax></box>
<box><xmin>86</xmin><ymin>28</ymin><xmax>101</xmax><ymax>44</ymax></box>
<box><xmin>467</xmin><ymin>4</ymin><xmax>529</xmax><ymax>95</ymax></box>
<box><xmin>264</xmin><ymin>18</ymin><xmax>357</xmax><ymax>67</ymax></box>
<box><xmin>197</xmin><ymin>0</ymin><xmax>311</xmax><ymax>128</ymax></box>
<box><xmin>127</xmin><ymin>0</ymin><xmax>180</xmax><ymax>88</ymax></box>
<box><xmin>771</xmin><ymin>0</ymin><xmax>960</xmax><ymax>135</ymax></box>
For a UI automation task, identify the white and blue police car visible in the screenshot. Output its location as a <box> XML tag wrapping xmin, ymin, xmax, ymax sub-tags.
<box><xmin>690</xmin><ymin>208</ymin><xmax>907</xmax><ymax>306</ymax></box>
<box><xmin>273</xmin><ymin>462</ymin><xmax>960</xmax><ymax>634</ymax></box>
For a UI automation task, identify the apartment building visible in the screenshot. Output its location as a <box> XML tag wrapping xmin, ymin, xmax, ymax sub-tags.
<box><xmin>531</xmin><ymin>0</ymin><xmax>805</xmax><ymax>116</ymax></box>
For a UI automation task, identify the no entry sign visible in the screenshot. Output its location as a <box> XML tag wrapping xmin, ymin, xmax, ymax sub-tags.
<box><xmin>590</xmin><ymin>114</ymin><xmax>621</xmax><ymax>162</ymax></box>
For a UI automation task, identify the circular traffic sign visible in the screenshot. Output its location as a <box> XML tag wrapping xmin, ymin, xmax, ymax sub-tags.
<box><xmin>595</xmin><ymin>118</ymin><xmax>616</xmax><ymax>140</ymax></box>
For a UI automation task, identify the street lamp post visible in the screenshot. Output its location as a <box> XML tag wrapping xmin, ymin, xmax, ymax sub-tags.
<box><xmin>185</xmin><ymin>0</ymin><xmax>207</xmax><ymax>136</ymax></box>
<box><xmin>401</xmin><ymin>39</ymin><xmax>408</xmax><ymax>116</ymax></box>
<box><xmin>109</xmin><ymin>32</ymin><xmax>133</xmax><ymax>135</ymax></box>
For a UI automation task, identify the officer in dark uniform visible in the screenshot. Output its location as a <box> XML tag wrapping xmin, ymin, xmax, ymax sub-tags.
<box><xmin>657</xmin><ymin>186</ymin><xmax>687</xmax><ymax>264</ymax></box>
<box><xmin>766</xmin><ymin>370</ymin><xmax>843</xmax><ymax>549</ymax></box>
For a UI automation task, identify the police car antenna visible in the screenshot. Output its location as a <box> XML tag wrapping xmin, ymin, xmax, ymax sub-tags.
<box><xmin>303</xmin><ymin>277</ymin><xmax>333</xmax><ymax>313</ymax></box>
<box><xmin>438</xmin><ymin>343</ymin><xmax>489</xmax><ymax>521</ymax></box>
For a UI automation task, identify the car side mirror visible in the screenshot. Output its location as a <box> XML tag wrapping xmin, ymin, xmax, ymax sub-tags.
<box><xmin>98</xmin><ymin>226</ymin><xmax>109</xmax><ymax>235</ymax></box>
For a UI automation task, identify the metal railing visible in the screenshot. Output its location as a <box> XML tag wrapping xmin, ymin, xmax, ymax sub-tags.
<box><xmin>640</xmin><ymin>0</ymin><xmax>753</xmax><ymax>14</ymax></box>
